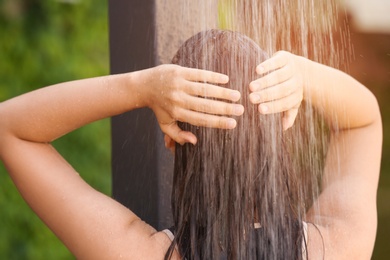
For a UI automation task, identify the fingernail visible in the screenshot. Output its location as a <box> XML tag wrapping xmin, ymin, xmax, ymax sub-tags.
<box><xmin>234</xmin><ymin>105</ymin><xmax>244</xmax><ymax>115</ymax></box>
<box><xmin>227</xmin><ymin>119</ymin><xmax>237</xmax><ymax>129</ymax></box>
<box><xmin>250</xmin><ymin>93</ymin><xmax>261</xmax><ymax>103</ymax></box>
<box><xmin>257</xmin><ymin>66</ymin><xmax>265</xmax><ymax>74</ymax></box>
<box><xmin>230</xmin><ymin>91</ymin><xmax>241</xmax><ymax>101</ymax></box>
<box><xmin>249</xmin><ymin>83</ymin><xmax>259</xmax><ymax>92</ymax></box>
<box><xmin>220</xmin><ymin>75</ymin><xmax>229</xmax><ymax>82</ymax></box>
<box><xmin>187</xmin><ymin>136</ymin><xmax>197</xmax><ymax>145</ymax></box>
<box><xmin>259</xmin><ymin>104</ymin><xmax>268</xmax><ymax>113</ymax></box>
<box><xmin>282</xmin><ymin>120</ymin><xmax>289</xmax><ymax>131</ymax></box>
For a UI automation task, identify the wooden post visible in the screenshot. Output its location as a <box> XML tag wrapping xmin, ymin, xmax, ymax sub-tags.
<box><xmin>108</xmin><ymin>0</ymin><xmax>218</xmax><ymax>230</ymax></box>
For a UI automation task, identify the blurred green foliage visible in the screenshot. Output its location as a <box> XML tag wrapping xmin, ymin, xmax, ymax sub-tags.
<box><xmin>0</xmin><ymin>0</ymin><xmax>109</xmax><ymax>258</ymax></box>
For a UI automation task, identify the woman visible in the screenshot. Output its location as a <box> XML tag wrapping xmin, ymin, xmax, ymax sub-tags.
<box><xmin>0</xmin><ymin>29</ymin><xmax>381</xmax><ymax>259</ymax></box>
<box><xmin>165</xmin><ymin>30</ymin><xmax>381</xmax><ymax>259</ymax></box>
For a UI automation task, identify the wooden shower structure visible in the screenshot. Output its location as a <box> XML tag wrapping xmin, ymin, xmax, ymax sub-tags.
<box><xmin>108</xmin><ymin>0</ymin><xmax>218</xmax><ymax>230</ymax></box>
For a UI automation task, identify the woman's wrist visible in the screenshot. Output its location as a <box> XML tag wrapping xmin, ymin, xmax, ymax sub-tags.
<box><xmin>119</xmin><ymin>69</ymin><xmax>151</xmax><ymax>111</ymax></box>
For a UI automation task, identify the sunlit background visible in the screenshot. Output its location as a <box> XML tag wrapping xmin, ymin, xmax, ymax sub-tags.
<box><xmin>341</xmin><ymin>0</ymin><xmax>390</xmax><ymax>259</ymax></box>
<box><xmin>0</xmin><ymin>0</ymin><xmax>388</xmax><ymax>259</ymax></box>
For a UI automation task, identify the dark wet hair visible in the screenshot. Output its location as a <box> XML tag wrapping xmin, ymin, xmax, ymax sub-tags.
<box><xmin>167</xmin><ymin>29</ymin><xmax>306</xmax><ymax>259</ymax></box>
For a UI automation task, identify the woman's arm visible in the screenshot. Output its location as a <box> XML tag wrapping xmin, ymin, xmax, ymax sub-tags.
<box><xmin>0</xmin><ymin>64</ymin><xmax>243</xmax><ymax>259</ymax></box>
<box><xmin>0</xmin><ymin>64</ymin><xmax>243</xmax><ymax>145</ymax></box>
<box><xmin>249</xmin><ymin>51</ymin><xmax>382</xmax><ymax>259</ymax></box>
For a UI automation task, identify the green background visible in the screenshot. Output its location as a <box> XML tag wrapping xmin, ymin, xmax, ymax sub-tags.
<box><xmin>0</xmin><ymin>1</ymin><xmax>109</xmax><ymax>259</ymax></box>
<box><xmin>0</xmin><ymin>0</ymin><xmax>389</xmax><ymax>259</ymax></box>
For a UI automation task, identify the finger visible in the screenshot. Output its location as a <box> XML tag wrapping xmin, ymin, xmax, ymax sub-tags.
<box><xmin>164</xmin><ymin>134</ymin><xmax>171</xmax><ymax>144</ymax></box>
<box><xmin>180</xmin><ymin>94</ymin><xmax>244</xmax><ymax>116</ymax></box>
<box><xmin>164</xmin><ymin>134</ymin><xmax>176</xmax><ymax>154</ymax></box>
<box><xmin>258</xmin><ymin>92</ymin><xmax>302</xmax><ymax>115</ymax></box>
<box><xmin>182</xmin><ymin>67</ymin><xmax>229</xmax><ymax>84</ymax></box>
<box><xmin>178</xmin><ymin>131</ymin><xmax>197</xmax><ymax>145</ymax></box>
<box><xmin>249</xmin><ymin>65</ymin><xmax>292</xmax><ymax>92</ymax></box>
<box><xmin>249</xmin><ymin>79</ymin><xmax>299</xmax><ymax>104</ymax></box>
<box><xmin>164</xmin><ymin>134</ymin><xmax>173</xmax><ymax>148</ymax></box>
<box><xmin>167</xmin><ymin>143</ymin><xmax>175</xmax><ymax>154</ymax></box>
<box><xmin>175</xmin><ymin>108</ymin><xmax>237</xmax><ymax>129</ymax></box>
<box><xmin>256</xmin><ymin>51</ymin><xmax>289</xmax><ymax>75</ymax></box>
<box><xmin>282</xmin><ymin>108</ymin><xmax>299</xmax><ymax>131</ymax></box>
<box><xmin>161</xmin><ymin>123</ymin><xmax>197</xmax><ymax>145</ymax></box>
<box><xmin>186</xmin><ymin>81</ymin><xmax>241</xmax><ymax>102</ymax></box>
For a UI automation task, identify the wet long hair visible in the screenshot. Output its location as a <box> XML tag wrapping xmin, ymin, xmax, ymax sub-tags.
<box><xmin>167</xmin><ymin>29</ymin><xmax>306</xmax><ymax>259</ymax></box>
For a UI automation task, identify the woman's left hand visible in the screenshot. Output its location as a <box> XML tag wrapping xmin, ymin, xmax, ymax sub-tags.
<box><xmin>249</xmin><ymin>51</ymin><xmax>305</xmax><ymax>130</ymax></box>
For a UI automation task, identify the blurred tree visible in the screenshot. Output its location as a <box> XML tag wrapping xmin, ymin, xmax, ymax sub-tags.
<box><xmin>0</xmin><ymin>0</ymin><xmax>109</xmax><ymax>258</ymax></box>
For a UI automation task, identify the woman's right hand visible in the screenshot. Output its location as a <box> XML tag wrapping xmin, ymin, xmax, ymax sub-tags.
<box><xmin>139</xmin><ymin>64</ymin><xmax>244</xmax><ymax>145</ymax></box>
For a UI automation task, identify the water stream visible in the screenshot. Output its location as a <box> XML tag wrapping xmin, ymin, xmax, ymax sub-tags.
<box><xmin>155</xmin><ymin>1</ymin><xmax>352</xmax><ymax>258</ymax></box>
